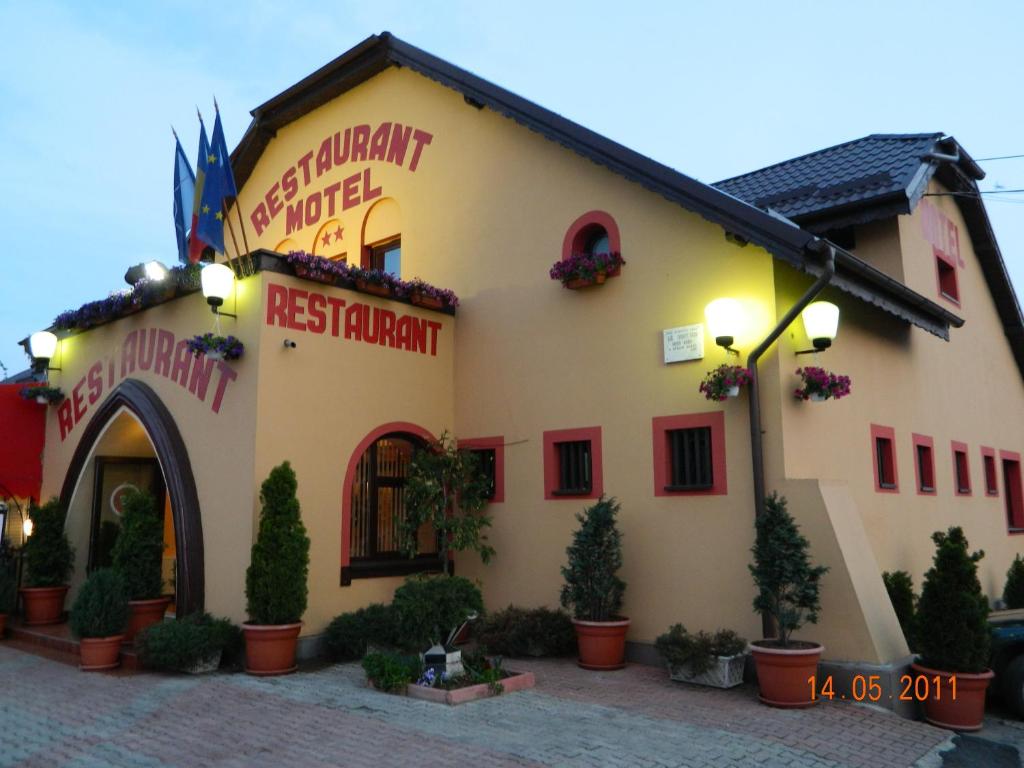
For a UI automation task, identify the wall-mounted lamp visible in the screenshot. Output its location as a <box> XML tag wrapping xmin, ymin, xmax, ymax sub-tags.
<box><xmin>22</xmin><ymin>516</ymin><xmax>33</xmax><ymax>539</ymax></box>
<box><xmin>124</xmin><ymin>260</ymin><xmax>169</xmax><ymax>286</ymax></box>
<box><xmin>796</xmin><ymin>301</ymin><xmax>840</xmax><ymax>355</ymax></box>
<box><xmin>201</xmin><ymin>263</ymin><xmax>236</xmax><ymax>317</ymax></box>
<box><xmin>28</xmin><ymin>330</ymin><xmax>60</xmax><ymax>371</ymax></box>
<box><xmin>705</xmin><ymin>298</ymin><xmax>744</xmax><ymax>356</ymax></box>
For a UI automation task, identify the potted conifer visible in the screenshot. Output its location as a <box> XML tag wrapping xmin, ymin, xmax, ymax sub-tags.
<box><xmin>111</xmin><ymin>489</ymin><xmax>170</xmax><ymax>644</ymax></box>
<box><xmin>1003</xmin><ymin>554</ymin><xmax>1024</xmax><ymax>609</ymax></box>
<box><xmin>912</xmin><ymin>527</ymin><xmax>993</xmax><ymax>731</ymax></box>
<box><xmin>560</xmin><ymin>496</ymin><xmax>629</xmax><ymax>670</ymax></box>
<box><xmin>749</xmin><ymin>492</ymin><xmax>828</xmax><ymax>708</ymax></box>
<box><xmin>243</xmin><ymin>461</ymin><xmax>310</xmax><ymax>675</ymax></box>
<box><xmin>0</xmin><ymin>565</ymin><xmax>16</xmax><ymax>638</ymax></box>
<box><xmin>19</xmin><ymin>498</ymin><xmax>75</xmax><ymax>625</ymax></box>
<box><xmin>70</xmin><ymin>568</ymin><xmax>130</xmax><ymax>671</ymax></box>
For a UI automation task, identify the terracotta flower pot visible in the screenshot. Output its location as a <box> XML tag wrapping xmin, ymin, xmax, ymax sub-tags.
<box><xmin>243</xmin><ymin>622</ymin><xmax>302</xmax><ymax>676</ymax></box>
<box><xmin>355</xmin><ymin>279</ymin><xmax>391</xmax><ymax>298</ymax></box>
<box><xmin>751</xmin><ymin>640</ymin><xmax>823</xmax><ymax>708</ymax></box>
<box><xmin>572</xmin><ymin>617</ymin><xmax>630</xmax><ymax>670</ymax></box>
<box><xmin>911</xmin><ymin>662</ymin><xmax>993</xmax><ymax>731</ymax></box>
<box><xmin>410</xmin><ymin>291</ymin><xmax>444</xmax><ymax>310</ymax></box>
<box><xmin>79</xmin><ymin>635</ymin><xmax>124</xmax><ymax>671</ymax></box>
<box><xmin>19</xmin><ymin>585</ymin><xmax>69</xmax><ymax>626</ymax></box>
<box><xmin>124</xmin><ymin>596</ymin><xmax>172</xmax><ymax>644</ymax></box>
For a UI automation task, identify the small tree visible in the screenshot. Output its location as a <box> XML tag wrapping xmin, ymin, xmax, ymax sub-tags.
<box><xmin>1003</xmin><ymin>554</ymin><xmax>1024</xmax><ymax>609</ymax></box>
<box><xmin>69</xmin><ymin>568</ymin><xmax>129</xmax><ymax>639</ymax></box>
<box><xmin>749</xmin><ymin>493</ymin><xmax>828</xmax><ymax>647</ymax></box>
<box><xmin>392</xmin><ymin>575</ymin><xmax>484</xmax><ymax>649</ymax></box>
<box><xmin>22</xmin><ymin>498</ymin><xmax>75</xmax><ymax>588</ymax></box>
<box><xmin>915</xmin><ymin>527</ymin><xmax>990</xmax><ymax>673</ymax></box>
<box><xmin>245</xmin><ymin>462</ymin><xmax>310</xmax><ymax>625</ymax></box>
<box><xmin>399</xmin><ymin>432</ymin><xmax>494</xmax><ymax>575</ymax></box>
<box><xmin>111</xmin><ymin>489</ymin><xmax>164</xmax><ymax>601</ymax></box>
<box><xmin>882</xmin><ymin>570</ymin><xmax>917</xmax><ymax>650</ymax></box>
<box><xmin>560</xmin><ymin>496</ymin><xmax>625</xmax><ymax>621</ymax></box>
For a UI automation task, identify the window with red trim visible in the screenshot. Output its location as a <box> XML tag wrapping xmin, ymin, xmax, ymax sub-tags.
<box><xmin>562</xmin><ymin>211</ymin><xmax>622</xmax><ymax>274</ymax></box>
<box><xmin>913</xmin><ymin>434</ymin><xmax>936</xmax><ymax>494</ymax></box>
<box><xmin>459</xmin><ymin>437</ymin><xmax>505</xmax><ymax>504</ymax></box>
<box><xmin>653</xmin><ymin>412</ymin><xmax>727</xmax><ymax>496</ymax></box>
<box><xmin>543</xmin><ymin>427</ymin><xmax>602</xmax><ymax>500</ymax></box>
<box><xmin>983</xmin><ymin>447</ymin><xmax>999</xmax><ymax>496</ymax></box>
<box><xmin>951</xmin><ymin>441</ymin><xmax>971</xmax><ymax>496</ymax></box>
<box><xmin>871</xmin><ymin>424</ymin><xmax>898</xmax><ymax>492</ymax></box>
<box><xmin>935</xmin><ymin>250</ymin><xmax>959</xmax><ymax>304</ymax></box>
<box><xmin>1002</xmin><ymin>451</ymin><xmax>1024</xmax><ymax>530</ymax></box>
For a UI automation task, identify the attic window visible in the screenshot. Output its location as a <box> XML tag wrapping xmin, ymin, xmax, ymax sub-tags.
<box><xmin>935</xmin><ymin>250</ymin><xmax>959</xmax><ymax>304</ymax></box>
<box><xmin>563</xmin><ymin>210</ymin><xmax>622</xmax><ymax>262</ymax></box>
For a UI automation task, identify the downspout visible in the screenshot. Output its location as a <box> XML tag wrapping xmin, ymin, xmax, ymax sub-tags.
<box><xmin>747</xmin><ymin>242</ymin><xmax>836</xmax><ymax>638</ymax></box>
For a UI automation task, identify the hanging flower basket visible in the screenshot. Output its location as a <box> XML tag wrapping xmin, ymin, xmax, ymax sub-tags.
<box><xmin>550</xmin><ymin>252</ymin><xmax>625</xmax><ymax>290</ymax></box>
<box><xmin>186</xmin><ymin>334</ymin><xmax>244</xmax><ymax>362</ymax></box>
<box><xmin>699</xmin><ymin>364</ymin><xmax>752</xmax><ymax>401</ymax></box>
<box><xmin>793</xmin><ymin>366</ymin><xmax>851</xmax><ymax>402</ymax></box>
<box><xmin>19</xmin><ymin>385</ymin><xmax>65</xmax><ymax>405</ymax></box>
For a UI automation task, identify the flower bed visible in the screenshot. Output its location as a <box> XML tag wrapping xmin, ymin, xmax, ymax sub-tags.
<box><xmin>362</xmin><ymin>649</ymin><xmax>533</xmax><ymax>705</ymax></box>
<box><xmin>405</xmin><ymin>670</ymin><xmax>535</xmax><ymax>705</ymax></box>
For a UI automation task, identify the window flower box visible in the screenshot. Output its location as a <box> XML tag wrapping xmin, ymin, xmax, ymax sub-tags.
<box><xmin>550</xmin><ymin>251</ymin><xmax>625</xmax><ymax>290</ymax></box>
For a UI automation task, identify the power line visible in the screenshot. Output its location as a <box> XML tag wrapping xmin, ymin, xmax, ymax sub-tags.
<box><xmin>976</xmin><ymin>153</ymin><xmax>1024</xmax><ymax>162</ymax></box>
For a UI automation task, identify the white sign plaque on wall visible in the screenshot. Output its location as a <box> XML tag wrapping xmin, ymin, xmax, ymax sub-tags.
<box><xmin>663</xmin><ymin>324</ymin><xmax>704</xmax><ymax>364</ymax></box>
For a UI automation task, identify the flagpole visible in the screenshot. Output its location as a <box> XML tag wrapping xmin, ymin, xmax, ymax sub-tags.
<box><xmin>224</xmin><ymin>202</ymin><xmax>244</xmax><ymax>277</ymax></box>
<box><xmin>232</xmin><ymin>197</ymin><xmax>255</xmax><ymax>276</ymax></box>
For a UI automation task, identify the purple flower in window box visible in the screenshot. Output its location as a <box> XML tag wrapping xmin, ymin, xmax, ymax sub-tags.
<box><xmin>699</xmin><ymin>364</ymin><xmax>753</xmax><ymax>401</ymax></box>
<box><xmin>549</xmin><ymin>251</ymin><xmax>625</xmax><ymax>288</ymax></box>
<box><xmin>19</xmin><ymin>385</ymin><xmax>65</xmax><ymax>405</ymax></box>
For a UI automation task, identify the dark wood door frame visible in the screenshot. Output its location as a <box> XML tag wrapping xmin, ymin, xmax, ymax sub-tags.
<box><xmin>59</xmin><ymin>379</ymin><xmax>205</xmax><ymax>615</ymax></box>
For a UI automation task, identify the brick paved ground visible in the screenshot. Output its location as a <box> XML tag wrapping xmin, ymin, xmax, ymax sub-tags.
<box><xmin>0</xmin><ymin>645</ymin><xmax>957</xmax><ymax>768</ymax></box>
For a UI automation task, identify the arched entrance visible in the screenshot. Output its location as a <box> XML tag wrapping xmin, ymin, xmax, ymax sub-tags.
<box><xmin>59</xmin><ymin>379</ymin><xmax>204</xmax><ymax>615</ymax></box>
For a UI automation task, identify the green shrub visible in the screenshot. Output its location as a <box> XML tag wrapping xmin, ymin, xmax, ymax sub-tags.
<box><xmin>0</xmin><ymin>565</ymin><xmax>16</xmax><ymax>614</ymax></box>
<box><xmin>1003</xmin><ymin>555</ymin><xmax>1024</xmax><ymax>609</ymax></box>
<box><xmin>69</xmin><ymin>569</ymin><xmax>129</xmax><ymax>639</ymax></box>
<box><xmin>749</xmin><ymin>493</ymin><xmax>828</xmax><ymax>647</ymax></box>
<box><xmin>915</xmin><ymin>527</ymin><xmax>990</xmax><ymax>673</ymax></box>
<box><xmin>655</xmin><ymin>624</ymin><xmax>748</xmax><ymax>675</ymax></box>
<box><xmin>882</xmin><ymin>570</ymin><xmax>917</xmax><ymax>649</ymax></box>
<box><xmin>111</xmin><ymin>489</ymin><xmax>164</xmax><ymax>601</ymax></box>
<box><xmin>325</xmin><ymin>603</ymin><xmax>403</xmax><ymax>660</ymax></box>
<box><xmin>392</xmin><ymin>575</ymin><xmax>484</xmax><ymax>650</ymax></box>
<box><xmin>560</xmin><ymin>496</ymin><xmax>625</xmax><ymax>621</ymax></box>
<box><xmin>477</xmin><ymin>605</ymin><xmax>577</xmax><ymax>657</ymax></box>
<box><xmin>135</xmin><ymin>613</ymin><xmax>242</xmax><ymax>672</ymax></box>
<box><xmin>245</xmin><ymin>462</ymin><xmax>310</xmax><ymax>625</ymax></box>
<box><xmin>22</xmin><ymin>498</ymin><xmax>74</xmax><ymax>588</ymax></box>
<box><xmin>362</xmin><ymin>651</ymin><xmax>422</xmax><ymax>692</ymax></box>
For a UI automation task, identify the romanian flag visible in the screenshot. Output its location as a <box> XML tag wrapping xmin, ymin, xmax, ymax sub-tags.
<box><xmin>196</xmin><ymin>106</ymin><xmax>238</xmax><ymax>256</ymax></box>
<box><xmin>172</xmin><ymin>130</ymin><xmax>196</xmax><ymax>265</ymax></box>
<box><xmin>188</xmin><ymin>116</ymin><xmax>211</xmax><ymax>263</ymax></box>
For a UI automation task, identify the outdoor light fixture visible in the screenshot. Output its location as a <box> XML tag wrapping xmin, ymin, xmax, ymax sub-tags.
<box><xmin>705</xmin><ymin>298</ymin><xmax>744</xmax><ymax>355</ymax></box>
<box><xmin>28</xmin><ymin>330</ymin><xmax>60</xmax><ymax>371</ymax></box>
<box><xmin>797</xmin><ymin>301</ymin><xmax>840</xmax><ymax>354</ymax></box>
<box><xmin>124</xmin><ymin>260</ymin><xmax>170</xmax><ymax>286</ymax></box>
<box><xmin>22</xmin><ymin>516</ymin><xmax>33</xmax><ymax>539</ymax></box>
<box><xmin>201</xmin><ymin>263</ymin><xmax>236</xmax><ymax>317</ymax></box>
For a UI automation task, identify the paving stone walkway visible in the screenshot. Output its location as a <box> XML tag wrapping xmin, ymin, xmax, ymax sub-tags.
<box><xmin>0</xmin><ymin>645</ymin><xmax>958</xmax><ymax>767</ymax></box>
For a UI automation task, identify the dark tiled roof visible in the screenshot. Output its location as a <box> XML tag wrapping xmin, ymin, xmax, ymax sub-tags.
<box><xmin>714</xmin><ymin>134</ymin><xmax>944</xmax><ymax>221</ymax></box>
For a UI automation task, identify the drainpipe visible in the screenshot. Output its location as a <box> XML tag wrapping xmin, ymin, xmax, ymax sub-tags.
<box><xmin>747</xmin><ymin>242</ymin><xmax>836</xmax><ymax>638</ymax></box>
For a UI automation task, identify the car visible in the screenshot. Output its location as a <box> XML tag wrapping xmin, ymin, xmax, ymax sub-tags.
<box><xmin>989</xmin><ymin>608</ymin><xmax>1024</xmax><ymax>716</ymax></box>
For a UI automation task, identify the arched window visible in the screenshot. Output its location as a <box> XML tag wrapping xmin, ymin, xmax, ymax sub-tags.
<box><xmin>562</xmin><ymin>210</ymin><xmax>622</xmax><ymax>270</ymax></box>
<box><xmin>361</xmin><ymin>198</ymin><xmax>401</xmax><ymax>277</ymax></box>
<box><xmin>348</xmin><ymin>432</ymin><xmax>441</xmax><ymax>577</ymax></box>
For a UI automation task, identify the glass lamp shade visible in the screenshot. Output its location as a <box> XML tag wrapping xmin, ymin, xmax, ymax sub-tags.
<box><xmin>23</xmin><ymin>516</ymin><xmax>34</xmax><ymax>539</ymax></box>
<box><xmin>802</xmin><ymin>301</ymin><xmax>840</xmax><ymax>344</ymax></box>
<box><xmin>201</xmin><ymin>263</ymin><xmax>235</xmax><ymax>305</ymax></box>
<box><xmin>28</xmin><ymin>331</ymin><xmax>58</xmax><ymax>360</ymax></box>
<box><xmin>144</xmin><ymin>260</ymin><xmax>169</xmax><ymax>281</ymax></box>
<box><xmin>704</xmin><ymin>298</ymin><xmax>744</xmax><ymax>346</ymax></box>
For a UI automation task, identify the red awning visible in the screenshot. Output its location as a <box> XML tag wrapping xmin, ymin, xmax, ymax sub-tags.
<box><xmin>0</xmin><ymin>383</ymin><xmax>45</xmax><ymax>500</ymax></box>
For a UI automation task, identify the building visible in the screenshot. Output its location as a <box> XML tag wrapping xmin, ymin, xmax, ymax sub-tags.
<box><xmin>5</xmin><ymin>33</ymin><xmax>1022</xmax><ymax>701</ymax></box>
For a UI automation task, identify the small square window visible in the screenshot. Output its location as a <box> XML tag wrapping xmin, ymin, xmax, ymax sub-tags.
<box><xmin>1002</xmin><ymin>452</ymin><xmax>1024</xmax><ymax>530</ymax></box>
<box><xmin>554</xmin><ymin>440</ymin><xmax>592</xmax><ymax>495</ymax></box>
<box><xmin>665</xmin><ymin>427</ymin><xmax>713</xmax><ymax>491</ymax></box>
<box><xmin>916</xmin><ymin>444</ymin><xmax>935</xmax><ymax>492</ymax></box>
<box><xmin>936</xmin><ymin>254</ymin><xmax>959</xmax><ymax>303</ymax></box>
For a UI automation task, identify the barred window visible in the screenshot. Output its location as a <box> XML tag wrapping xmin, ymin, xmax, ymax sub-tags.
<box><xmin>469</xmin><ymin>448</ymin><xmax>497</xmax><ymax>500</ymax></box>
<box><xmin>555</xmin><ymin>440</ymin><xmax>592</xmax><ymax>495</ymax></box>
<box><xmin>665</xmin><ymin>427</ymin><xmax>713</xmax><ymax>491</ymax></box>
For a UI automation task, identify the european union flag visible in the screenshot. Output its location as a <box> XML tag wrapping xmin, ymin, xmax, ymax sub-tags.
<box><xmin>172</xmin><ymin>130</ymin><xmax>196</xmax><ymax>265</ymax></box>
<box><xmin>196</xmin><ymin>106</ymin><xmax>238</xmax><ymax>255</ymax></box>
<box><xmin>188</xmin><ymin>116</ymin><xmax>211</xmax><ymax>263</ymax></box>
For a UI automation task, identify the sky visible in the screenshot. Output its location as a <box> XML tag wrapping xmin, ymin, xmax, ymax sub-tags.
<box><xmin>1</xmin><ymin>0</ymin><xmax>1022</xmax><ymax>375</ymax></box>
